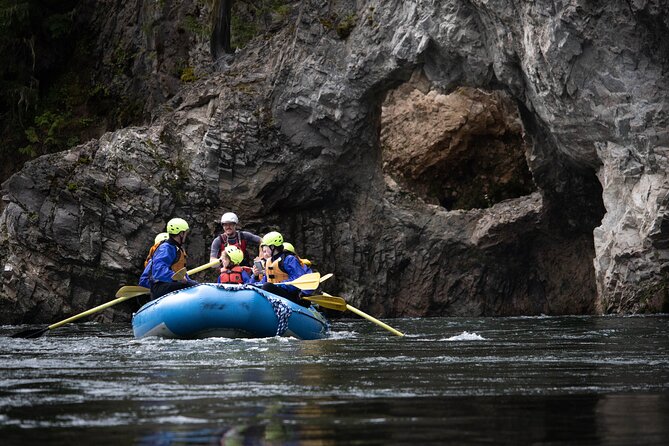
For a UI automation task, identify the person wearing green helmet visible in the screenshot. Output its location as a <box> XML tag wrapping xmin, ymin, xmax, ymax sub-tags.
<box><xmin>255</xmin><ymin>231</ymin><xmax>314</xmax><ymax>307</ymax></box>
<box><xmin>139</xmin><ymin>218</ymin><xmax>199</xmax><ymax>299</ymax></box>
<box><xmin>217</xmin><ymin>245</ymin><xmax>253</xmax><ymax>284</ymax></box>
<box><xmin>282</xmin><ymin>242</ymin><xmax>312</xmax><ymax>268</ymax></box>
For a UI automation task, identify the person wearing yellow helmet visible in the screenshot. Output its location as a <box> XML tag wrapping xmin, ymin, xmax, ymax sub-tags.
<box><xmin>217</xmin><ymin>245</ymin><xmax>253</xmax><ymax>284</ymax></box>
<box><xmin>282</xmin><ymin>242</ymin><xmax>312</xmax><ymax>268</ymax></box>
<box><xmin>255</xmin><ymin>231</ymin><xmax>314</xmax><ymax>307</ymax></box>
<box><xmin>143</xmin><ymin>232</ymin><xmax>169</xmax><ymax>267</ymax></box>
<box><xmin>139</xmin><ymin>218</ymin><xmax>199</xmax><ymax>299</ymax></box>
<box><xmin>209</xmin><ymin>212</ymin><xmax>262</xmax><ymax>268</ymax></box>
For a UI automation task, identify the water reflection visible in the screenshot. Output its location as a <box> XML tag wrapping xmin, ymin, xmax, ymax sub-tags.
<box><xmin>1</xmin><ymin>316</ymin><xmax>668</xmax><ymax>445</ymax></box>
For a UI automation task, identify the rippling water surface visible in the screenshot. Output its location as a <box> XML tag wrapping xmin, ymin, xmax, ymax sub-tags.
<box><xmin>1</xmin><ymin>315</ymin><xmax>668</xmax><ymax>445</ymax></box>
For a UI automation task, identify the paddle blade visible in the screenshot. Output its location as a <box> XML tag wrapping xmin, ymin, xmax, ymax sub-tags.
<box><xmin>11</xmin><ymin>327</ymin><xmax>49</xmax><ymax>339</ymax></box>
<box><xmin>171</xmin><ymin>268</ymin><xmax>186</xmax><ymax>282</ymax></box>
<box><xmin>284</xmin><ymin>272</ymin><xmax>321</xmax><ymax>290</ymax></box>
<box><xmin>303</xmin><ymin>295</ymin><xmax>347</xmax><ymax>311</ymax></box>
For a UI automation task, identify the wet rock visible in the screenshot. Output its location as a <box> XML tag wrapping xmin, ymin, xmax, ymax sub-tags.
<box><xmin>1</xmin><ymin>0</ymin><xmax>668</xmax><ymax>323</ymax></box>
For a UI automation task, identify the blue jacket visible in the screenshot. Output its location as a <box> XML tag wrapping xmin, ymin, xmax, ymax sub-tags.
<box><xmin>139</xmin><ymin>240</ymin><xmax>197</xmax><ymax>288</ymax></box>
<box><xmin>258</xmin><ymin>253</ymin><xmax>313</xmax><ymax>295</ymax></box>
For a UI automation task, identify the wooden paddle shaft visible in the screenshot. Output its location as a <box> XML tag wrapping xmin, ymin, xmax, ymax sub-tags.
<box><xmin>345</xmin><ymin>304</ymin><xmax>405</xmax><ymax>337</ymax></box>
<box><xmin>48</xmin><ymin>295</ymin><xmax>136</xmax><ymax>330</ymax></box>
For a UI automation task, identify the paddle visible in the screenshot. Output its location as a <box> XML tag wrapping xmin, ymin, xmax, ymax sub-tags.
<box><xmin>171</xmin><ymin>259</ymin><xmax>221</xmax><ymax>281</ymax></box>
<box><xmin>11</xmin><ymin>260</ymin><xmax>223</xmax><ymax>339</ymax></box>
<box><xmin>304</xmin><ymin>293</ymin><xmax>405</xmax><ymax>337</ymax></box>
<box><xmin>280</xmin><ymin>272</ymin><xmax>323</xmax><ymax>290</ymax></box>
<box><xmin>118</xmin><ymin>271</ymin><xmax>334</xmax><ymax>298</ymax></box>
<box><xmin>10</xmin><ymin>289</ymin><xmax>149</xmax><ymax>339</ymax></box>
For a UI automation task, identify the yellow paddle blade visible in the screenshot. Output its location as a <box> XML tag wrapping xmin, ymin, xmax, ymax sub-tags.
<box><xmin>115</xmin><ymin>285</ymin><xmax>150</xmax><ymax>298</ymax></box>
<box><xmin>284</xmin><ymin>272</ymin><xmax>321</xmax><ymax>290</ymax></box>
<box><xmin>171</xmin><ymin>268</ymin><xmax>187</xmax><ymax>282</ymax></box>
<box><xmin>303</xmin><ymin>294</ymin><xmax>348</xmax><ymax>311</ymax></box>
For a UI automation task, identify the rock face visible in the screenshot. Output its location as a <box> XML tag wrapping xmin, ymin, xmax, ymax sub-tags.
<box><xmin>381</xmin><ymin>79</ymin><xmax>534</xmax><ymax>210</ymax></box>
<box><xmin>1</xmin><ymin>0</ymin><xmax>668</xmax><ymax>323</ymax></box>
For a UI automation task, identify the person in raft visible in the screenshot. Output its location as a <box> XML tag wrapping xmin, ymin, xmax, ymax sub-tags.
<box><xmin>209</xmin><ymin>212</ymin><xmax>262</xmax><ymax>267</ymax></box>
<box><xmin>282</xmin><ymin>242</ymin><xmax>312</xmax><ymax>269</ymax></box>
<box><xmin>139</xmin><ymin>218</ymin><xmax>198</xmax><ymax>300</ymax></box>
<box><xmin>217</xmin><ymin>245</ymin><xmax>253</xmax><ymax>284</ymax></box>
<box><xmin>144</xmin><ymin>232</ymin><xmax>169</xmax><ymax>267</ymax></box>
<box><xmin>255</xmin><ymin>231</ymin><xmax>313</xmax><ymax>307</ymax></box>
<box><xmin>252</xmin><ymin>242</ymin><xmax>311</xmax><ymax>280</ymax></box>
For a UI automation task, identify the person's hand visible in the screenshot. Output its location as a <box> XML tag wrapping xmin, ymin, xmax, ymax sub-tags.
<box><xmin>252</xmin><ymin>257</ymin><xmax>263</xmax><ymax>276</ymax></box>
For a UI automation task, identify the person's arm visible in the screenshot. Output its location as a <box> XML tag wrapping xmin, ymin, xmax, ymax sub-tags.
<box><xmin>281</xmin><ymin>255</ymin><xmax>306</xmax><ymax>282</ymax></box>
<box><xmin>209</xmin><ymin>236</ymin><xmax>222</xmax><ymax>263</ymax></box>
<box><xmin>241</xmin><ymin>231</ymin><xmax>262</xmax><ymax>245</ymax></box>
<box><xmin>242</xmin><ymin>269</ymin><xmax>253</xmax><ymax>284</ymax></box>
<box><xmin>151</xmin><ymin>244</ymin><xmax>178</xmax><ymax>282</ymax></box>
<box><xmin>138</xmin><ymin>260</ymin><xmax>151</xmax><ymax>287</ymax></box>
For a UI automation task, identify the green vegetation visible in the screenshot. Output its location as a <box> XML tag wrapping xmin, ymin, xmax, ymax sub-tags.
<box><xmin>183</xmin><ymin>14</ymin><xmax>210</xmax><ymax>38</ymax></box>
<box><xmin>336</xmin><ymin>13</ymin><xmax>357</xmax><ymax>39</ymax></box>
<box><xmin>0</xmin><ymin>0</ymin><xmax>144</xmax><ymax>182</ymax></box>
<box><xmin>319</xmin><ymin>12</ymin><xmax>357</xmax><ymax>40</ymax></box>
<box><xmin>0</xmin><ymin>1</ymin><xmax>78</xmax><ymax>164</ymax></box>
<box><xmin>180</xmin><ymin>66</ymin><xmax>198</xmax><ymax>83</ymax></box>
<box><xmin>228</xmin><ymin>0</ymin><xmax>295</xmax><ymax>49</ymax></box>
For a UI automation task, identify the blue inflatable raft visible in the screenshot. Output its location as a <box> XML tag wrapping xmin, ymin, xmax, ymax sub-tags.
<box><xmin>132</xmin><ymin>284</ymin><xmax>329</xmax><ymax>340</ymax></box>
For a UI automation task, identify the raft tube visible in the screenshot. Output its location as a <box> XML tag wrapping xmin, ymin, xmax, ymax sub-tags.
<box><xmin>132</xmin><ymin>283</ymin><xmax>329</xmax><ymax>340</ymax></box>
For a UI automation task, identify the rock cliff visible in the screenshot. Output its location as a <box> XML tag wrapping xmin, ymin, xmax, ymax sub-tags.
<box><xmin>2</xmin><ymin>0</ymin><xmax>668</xmax><ymax>323</ymax></box>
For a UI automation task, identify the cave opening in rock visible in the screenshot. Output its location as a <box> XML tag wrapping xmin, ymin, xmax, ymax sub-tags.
<box><xmin>380</xmin><ymin>73</ymin><xmax>536</xmax><ymax>210</ymax></box>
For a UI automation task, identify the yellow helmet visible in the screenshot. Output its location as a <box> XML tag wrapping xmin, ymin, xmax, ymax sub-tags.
<box><xmin>224</xmin><ymin>245</ymin><xmax>244</xmax><ymax>265</ymax></box>
<box><xmin>166</xmin><ymin>218</ymin><xmax>189</xmax><ymax>235</ymax></box>
<box><xmin>154</xmin><ymin>232</ymin><xmax>169</xmax><ymax>244</ymax></box>
<box><xmin>283</xmin><ymin>242</ymin><xmax>296</xmax><ymax>254</ymax></box>
<box><xmin>261</xmin><ymin>231</ymin><xmax>284</xmax><ymax>247</ymax></box>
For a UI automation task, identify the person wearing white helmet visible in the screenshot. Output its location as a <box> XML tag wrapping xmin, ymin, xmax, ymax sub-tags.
<box><xmin>139</xmin><ymin>218</ymin><xmax>199</xmax><ymax>299</ymax></box>
<box><xmin>209</xmin><ymin>211</ymin><xmax>261</xmax><ymax>267</ymax></box>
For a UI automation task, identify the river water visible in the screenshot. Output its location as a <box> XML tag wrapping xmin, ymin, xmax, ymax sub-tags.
<box><xmin>1</xmin><ymin>315</ymin><xmax>668</xmax><ymax>445</ymax></box>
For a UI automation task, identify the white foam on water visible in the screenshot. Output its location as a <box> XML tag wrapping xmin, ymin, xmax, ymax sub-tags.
<box><xmin>442</xmin><ymin>331</ymin><xmax>487</xmax><ymax>341</ymax></box>
<box><xmin>324</xmin><ymin>330</ymin><xmax>358</xmax><ymax>339</ymax></box>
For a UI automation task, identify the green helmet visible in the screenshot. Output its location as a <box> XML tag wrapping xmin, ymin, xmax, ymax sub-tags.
<box><xmin>166</xmin><ymin>218</ymin><xmax>189</xmax><ymax>235</ymax></box>
<box><xmin>262</xmin><ymin>231</ymin><xmax>284</xmax><ymax>247</ymax></box>
<box><xmin>154</xmin><ymin>232</ymin><xmax>169</xmax><ymax>244</ymax></box>
<box><xmin>224</xmin><ymin>245</ymin><xmax>244</xmax><ymax>265</ymax></box>
<box><xmin>283</xmin><ymin>242</ymin><xmax>296</xmax><ymax>254</ymax></box>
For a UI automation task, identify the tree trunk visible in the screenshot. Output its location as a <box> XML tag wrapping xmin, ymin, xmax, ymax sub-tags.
<box><xmin>211</xmin><ymin>0</ymin><xmax>233</xmax><ymax>59</ymax></box>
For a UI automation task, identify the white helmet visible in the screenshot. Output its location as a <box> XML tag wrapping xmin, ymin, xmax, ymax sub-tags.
<box><xmin>220</xmin><ymin>212</ymin><xmax>239</xmax><ymax>225</ymax></box>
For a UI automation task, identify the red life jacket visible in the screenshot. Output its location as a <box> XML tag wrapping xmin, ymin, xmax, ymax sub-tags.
<box><xmin>219</xmin><ymin>266</ymin><xmax>252</xmax><ymax>284</ymax></box>
<box><xmin>218</xmin><ymin>231</ymin><xmax>247</xmax><ymax>257</ymax></box>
